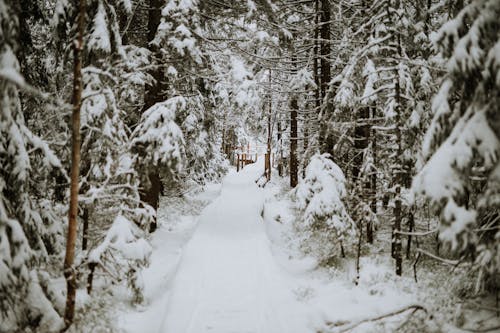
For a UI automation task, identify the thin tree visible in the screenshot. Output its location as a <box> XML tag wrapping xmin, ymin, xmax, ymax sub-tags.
<box><xmin>63</xmin><ymin>0</ymin><xmax>85</xmax><ymax>327</ymax></box>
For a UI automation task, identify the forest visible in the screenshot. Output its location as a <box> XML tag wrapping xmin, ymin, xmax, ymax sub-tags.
<box><xmin>0</xmin><ymin>0</ymin><xmax>499</xmax><ymax>332</ymax></box>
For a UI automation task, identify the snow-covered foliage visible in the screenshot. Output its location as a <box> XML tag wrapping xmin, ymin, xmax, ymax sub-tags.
<box><xmin>88</xmin><ymin>214</ymin><xmax>152</xmax><ymax>303</ymax></box>
<box><xmin>0</xmin><ymin>1</ymin><xmax>63</xmax><ymax>330</ymax></box>
<box><xmin>295</xmin><ymin>154</ymin><xmax>355</xmax><ymax>262</ymax></box>
<box><xmin>132</xmin><ymin>97</ymin><xmax>184</xmax><ymax>172</ymax></box>
<box><xmin>412</xmin><ymin>0</ymin><xmax>500</xmax><ymax>289</ymax></box>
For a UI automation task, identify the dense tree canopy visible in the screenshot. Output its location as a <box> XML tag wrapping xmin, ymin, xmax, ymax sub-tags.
<box><xmin>0</xmin><ymin>0</ymin><xmax>498</xmax><ymax>331</ymax></box>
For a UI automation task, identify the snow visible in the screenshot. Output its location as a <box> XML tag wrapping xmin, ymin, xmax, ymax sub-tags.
<box><xmin>361</xmin><ymin>59</ymin><xmax>378</xmax><ymax>103</ymax></box>
<box><xmin>131</xmin><ymin>97</ymin><xmax>185</xmax><ymax>168</ymax></box>
<box><xmin>414</xmin><ymin>109</ymin><xmax>500</xmax><ymax>204</ymax></box>
<box><xmin>26</xmin><ymin>271</ymin><xmax>64</xmax><ymax>332</ymax></box>
<box><xmin>118</xmin><ymin>0</ymin><xmax>132</xmax><ymax>13</ymax></box>
<box><xmin>88</xmin><ymin>214</ymin><xmax>152</xmax><ymax>264</ymax></box>
<box><xmin>88</xmin><ymin>1</ymin><xmax>112</xmax><ymax>53</ymax></box>
<box><xmin>116</xmin><ymin>161</ymin><xmax>421</xmax><ymax>333</ymax></box>
<box><xmin>231</xmin><ymin>57</ymin><xmax>251</xmax><ymax>82</ymax></box>
<box><xmin>296</xmin><ymin>154</ymin><xmax>354</xmax><ymax>236</ymax></box>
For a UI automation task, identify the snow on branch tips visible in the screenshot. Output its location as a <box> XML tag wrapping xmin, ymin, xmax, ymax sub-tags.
<box><xmin>132</xmin><ymin>97</ymin><xmax>185</xmax><ymax>171</ymax></box>
<box><xmin>295</xmin><ymin>154</ymin><xmax>355</xmax><ymax>261</ymax></box>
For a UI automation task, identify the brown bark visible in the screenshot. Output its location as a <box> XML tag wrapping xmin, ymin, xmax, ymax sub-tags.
<box><xmin>63</xmin><ymin>0</ymin><xmax>85</xmax><ymax>328</ymax></box>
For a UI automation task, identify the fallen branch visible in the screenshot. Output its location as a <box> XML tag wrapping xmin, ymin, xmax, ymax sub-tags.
<box><xmin>460</xmin><ymin>325</ymin><xmax>500</xmax><ymax>332</ymax></box>
<box><xmin>395</xmin><ymin>228</ymin><xmax>438</xmax><ymax>236</ymax></box>
<box><xmin>326</xmin><ymin>304</ymin><xmax>427</xmax><ymax>333</ymax></box>
<box><xmin>416</xmin><ymin>248</ymin><xmax>461</xmax><ymax>266</ymax></box>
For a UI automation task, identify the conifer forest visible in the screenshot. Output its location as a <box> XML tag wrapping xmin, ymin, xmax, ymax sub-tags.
<box><xmin>1</xmin><ymin>0</ymin><xmax>500</xmax><ymax>332</ymax></box>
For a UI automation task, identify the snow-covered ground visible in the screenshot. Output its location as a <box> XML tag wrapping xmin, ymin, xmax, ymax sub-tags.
<box><xmin>114</xmin><ymin>160</ymin><xmax>441</xmax><ymax>333</ymax></box>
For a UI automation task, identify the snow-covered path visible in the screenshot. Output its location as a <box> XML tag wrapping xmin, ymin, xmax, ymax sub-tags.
<box><xmin>158</xmin><ymin>161</ymin><xmax>312</xmax><ymax>333</ymax></box>
<box><xmin>117</xmin><ymin>160</ymin><xmax>426</xmax><ymax>333</ymax></box>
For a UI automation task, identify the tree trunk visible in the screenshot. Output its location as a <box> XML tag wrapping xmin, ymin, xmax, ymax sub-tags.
<box><xmin>318</xmin><ymin>0</ymin><xmax>334</xmax><ymax>155</ymax></box>
<box><xmin>320</xmin><ymin>0</ymin><xmax>331</xmax><ymax>99</ymax></box>
<box><xmin>368</xmin><ymin>107</ymin><xmax>377</xmax><ymax>243</ymax></box>
<box><xmin>140</xmin><ymin>0</ymin><xmax>164</xmax><ymax>233</ymax></box>
<box><xmin>81</xmin><ymin>205</ymin><xmax>91</xmax><ymax>251</ymax></box>
<box><xmin>290</xmin><ymin>53</ymin><xmax>298</xmax><ymax>188</ymax></box>
<box><xmin>391</xmin><ymin>19</ymin><xmax>403</xmax><ymax>277</ymax></box>
<box><xmin>266</xmin><ymin>70</ymin><xmax>272</xmax><ymax>181</ymax></box>
<box><xmin>406</xmin><ymin>210</ymin><xmax>414</xmax><ymax>259</ymax></box>
<box><xmin>277</xmin><ymin>121</ymin><xmax>283</xmax><ymax>176</ymax></box>
<box><xmin>63</xmin><ymin>0</ymin><xmax>85</xmax><ymax>327</ymax></box>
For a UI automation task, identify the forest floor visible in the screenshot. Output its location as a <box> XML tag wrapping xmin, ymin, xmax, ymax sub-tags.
<box><xmin>100</xmin><ymin>160</ymin><xmax>500</xmax><ymax>333</ymax></box>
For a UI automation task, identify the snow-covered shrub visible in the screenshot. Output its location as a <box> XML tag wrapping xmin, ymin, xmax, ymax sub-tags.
<box><xmin>295</xmin><ymin>154</ymin><xmax>355</xmax><ymax>264</ymax></box>
<box><xmin>412</xmin><ymin>0</ymin><xmax>500</xmax><ymax>291</ymax></box>
<box><xmin>88</xmin><ymin>215</ymin><xmax>152</xmax><ymax>303</ymax></box>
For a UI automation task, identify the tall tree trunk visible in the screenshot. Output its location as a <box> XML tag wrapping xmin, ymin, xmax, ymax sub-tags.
<box><xmin>63</xmin><ymin>0</ymin><xmax>85</xmax><ymax>327</ymax></box>
<box><xmin>368</xmin><ymin>107</ymin><xmax>377</xmax><ymax>243</ymax></box>
<box><xmin>391</xmin><ymin>10</ymin><xmax>403</xmax><ymax>276</ymax></box>
<box><xmin>320</xmin><ymin>0</ymin><xmax>331</xmax><ymax>99</ymax></box>
<box><xmin>266</xmin><ymin>70</ymin><xmax>272</xmax><ymax>181</ymax></box>
<box><xmin>290</xmin><ymin>98</ymin><xmax>298</xmax><ymax>187</ymax></box>
<box><xmin>290</xmin><ymin>53</ymin><xmax>298</xmax><ymax>188</ymax></box>
<box><xmin>141</xmin><ymin>0</ymin><xmax>163</xmax><ymax>233</ymax></box>
<box><xmin>318</xmin><ymin>0</ymin><xmax>333</xmax><ymax>155</ymax></box>
<box><xmin>277</xmin><ymin>121</ymin><xmax>283</xmax><ymax>176</ymax></box>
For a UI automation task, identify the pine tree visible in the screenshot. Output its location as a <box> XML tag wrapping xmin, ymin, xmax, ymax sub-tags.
<box><xmin>0</xmin><ymin>0</ymin><xmax>64</xmax><ymax>330</ymax></box>
<box><xmin>412</xmin><ymin>0</ymin><xmax>500</xmax><ymax>290</ymax></box>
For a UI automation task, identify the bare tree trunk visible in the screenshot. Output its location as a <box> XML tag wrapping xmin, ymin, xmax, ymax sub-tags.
<box><xmin>63</xmin><ymin>0</ymin><xmax>85</xmax><ymax>327</ymax></box>
<box><xmin>320</xmin><ymin>0</ymin><xmax>331</xmax><ymax>99</ymax></box>
<box><xmin>368</xmin><ymin>107</ymin><xmax>377</xmax><ymax>243</ymax></box>
<box><xmin>266</xmin><ymin>70</ymin><xmax>272</xmax><ymax>181</ymax></box>
<box><xmin>290</xmin><ymin>54</ymin><xmax>298</xmax><ymax>188</ymax></box>
<box><xmin>391</xmin><ymin>10</ymin><xmax>403</xmax><ymax>276</ymax></box>
<box><xmin>277</xmin><ymin>121</ymin><xmax>283</xmax><ymax>176</ymax></box>
<box><xmin>290</xmin><ymin>100</ymin><xmax>298</xmax><ymax>187</ymax></box>
<box><xmin>318</xmin><ymin>0</ymin><xmax>333</xmax><ymax>155</ymax></box>
<box><xmin>406</xmin><ymin>210</ymin><xmax>414</xmax><ymax>259</ymax></box>
<box><xmin>81</xmin><ymin>205</ymin><xmax>91</xmax><ymax>251</ymax></box>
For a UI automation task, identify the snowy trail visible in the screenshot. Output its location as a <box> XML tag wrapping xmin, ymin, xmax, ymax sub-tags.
<box><xmin>159</xmin><ymin>160</ymin><xmax>312</xmax><ymax>333</ymax></box>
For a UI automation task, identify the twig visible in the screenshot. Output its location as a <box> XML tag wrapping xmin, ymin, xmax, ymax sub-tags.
<box><xmin>326</xmin><ymin>304</ymin><xmax>427</xmax><ymax>333</ymax></box>
<box><xmin>413</xmin><ymin>251</ymin><xmax>421</xmax><ymax>283</ymax></box>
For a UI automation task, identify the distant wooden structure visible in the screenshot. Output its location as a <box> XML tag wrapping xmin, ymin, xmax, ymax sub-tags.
<box><xmin>234</xmin><ymin>143</ymin><xmax>258</xmax><ymax>171</ymax></box>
